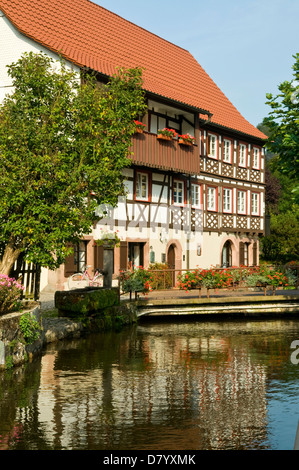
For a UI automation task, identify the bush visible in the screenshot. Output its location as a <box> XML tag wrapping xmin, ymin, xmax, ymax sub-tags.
<box><xmin>120</xmin><ymin>268</ymin><xmax>152</xmax><ymax>294</ymax></box>
<box><xmin>148</xmin><ymin>263</ymin><xmax>173</xmax><ymax>289</ymax></box>
<box><xmin>0</xmin><ymin>274</ymin><xmax>24</xmax><ymax>315</ymax></box>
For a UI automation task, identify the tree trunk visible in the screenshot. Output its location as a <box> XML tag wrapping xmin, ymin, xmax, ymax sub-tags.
<box><xmin>0</xmin><ymin>242</ymin><xmax>21</xmax><ymax>276</ymax></box>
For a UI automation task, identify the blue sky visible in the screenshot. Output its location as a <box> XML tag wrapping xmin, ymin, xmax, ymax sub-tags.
<box><xmin>94</xmin><ymin>0</ymin><xmax>299</xmax><ymax>128</ymax></box>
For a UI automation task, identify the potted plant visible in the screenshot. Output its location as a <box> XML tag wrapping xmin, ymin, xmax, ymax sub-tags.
<box><xmin>178</xmin><ymin>133</ymin><xmax>195</xmax><ymax>146</ymax></box>
<box><xmin>95</xmin><ymin>230</ymin><xmax>121</xmax><ymax>249</ymax></box>
<box><xmin>134</xmin><ymin>120</ymin><xmax>145</xmax><ymax>133</ymax></box>
<box><xmin>157</xmin><ymin>128</ymin><xmax>177</xmax><ymax>141</ymax></box>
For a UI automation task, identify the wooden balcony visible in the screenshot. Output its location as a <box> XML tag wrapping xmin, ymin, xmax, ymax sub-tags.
<box><xmin>130</xmin><ymin>131</ymin><xmax>200</xmax><ymax>175</ymax></box>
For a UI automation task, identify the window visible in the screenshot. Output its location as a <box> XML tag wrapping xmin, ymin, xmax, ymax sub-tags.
<box><xmin>74</xmin><ymin>241</ymin><xmax>88</xmax><ymax>272</ymax></box>
<box><xmin>173</xmin><ymin>180</ymin><xmax>184</xmax><ymax>205</ymax></box>
<box><xmin>191</xmin><ymin>183</ymin><xmax>201</xmax><ymax>208</ymax></box>
<box><xmin>223</xmin><ymin>139</ymin><xmax>232</xmax><ymax>163</ymax></box>
<box><xmin>239</xmin><ymin>144</ymin><xmax>247</xmax><ymax>167</ymax></box>
<box><xmin>223</xmin><ymin>188</ymin><xmax>232</xmax><ymax>213</ymax></box>
<box><xmin>237</xmin><ymin>190</ymin><xmax>246</xmax><ymax>214</ymax></box>
<box><xmin>251</xmin><ymin>192</ymin><xmax>260</xmax><ymax>215</ymax></box>
<box><xmin>136</xmin><ymin>172</ymin><xmax>149</xmax><ymax>200</ymax></box>
<box><xmin>149</xmin><ymin>112</ymin><xmax>180</xmax><ymax>136</ymax></box>
<box><xmin>253</xmin><ymin>147</ymin><xmax>260</xmax><ymax>169</ymax></box>
<box><xmin>207</xmin><ymin>186</ymin><xmax>217</xmax><ymax>211</ymax></box>
<box><xmin>208</xmin><ymin>133</ymin><xmax>217</xmax><ymax>159</ymax></box>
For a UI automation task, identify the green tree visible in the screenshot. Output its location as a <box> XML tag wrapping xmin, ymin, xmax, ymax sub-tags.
<box><xmin>263</xmin><ymin>53</ymin><xmax>299</xmax><ymax>201</ymax></box>
<box><xmin>260</xmin><ymin>208</ymin><xmax>299</xmax><ymax>263</ymax></box>
<box><xmin>0</xmin><ymin>52</ymin><xmax>146</xmax><ymax>275</ymax></box>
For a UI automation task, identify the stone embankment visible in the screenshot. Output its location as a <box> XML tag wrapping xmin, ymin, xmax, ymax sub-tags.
<box><xmin>0</xmin><ymin>288</ymin><xmax>137</xmax><ymax>371</ymax></box>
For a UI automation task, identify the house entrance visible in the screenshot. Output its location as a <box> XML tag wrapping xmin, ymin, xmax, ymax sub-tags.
<box><xmin>167</xmin><ymin>244</ymin><xmax>176</xmax><ymax>286</ymax></box>
<box><xmin>221</xmin><ymin>240</ymin><xmax>232</xmax><ymax>268</ymax></box>
<box><xmin>128</xmin><ymin>242</ymin><xmax>144</xmax><ymax>269</ymax></box>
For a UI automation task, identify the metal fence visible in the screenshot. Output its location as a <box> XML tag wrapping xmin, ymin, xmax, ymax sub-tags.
<box><xmin>118</xmin><ymin>264</ymin><xmax>299</xmax><ymax>299</ymax></box>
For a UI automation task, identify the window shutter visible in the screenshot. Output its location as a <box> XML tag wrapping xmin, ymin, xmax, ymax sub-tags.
<box><xmin>64</xmin><ymin>244</ymin><xmax>77</xmax><ymax>276</ymax></box>
<box><xmin>239</xmin><ymin>242</ymin><xmax>245</xmax><ymax>266</ymax></box>
<box><xmin>94</xmin><ymin>244</ymin><xmax>104</xmax><ymax>270</ymax></box>
<box><xmin>120</xmin><ymin>241</ymin><xmax>128</xmax><ymax>271</ymax></box>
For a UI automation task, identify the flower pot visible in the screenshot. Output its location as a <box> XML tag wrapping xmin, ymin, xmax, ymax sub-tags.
<box><xmin>135</xmin><ymin>128</ymin><xmax>144</xmax><ymax>134</ymax></box>
<box><xmin>179</xmin><ymin>139</ymin><xmax>192</xmax><ymax>146</ymax></box>
<box><xmin>157</xmin><ymin>134</ymin><xmax>172</xmax><ymax>141</ymax></box>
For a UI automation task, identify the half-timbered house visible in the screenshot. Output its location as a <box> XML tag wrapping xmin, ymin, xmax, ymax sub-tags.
<box><xmin>0</xmin><ymin>0</ymin><xmax>267</xmax><ymax>291</ymax></box>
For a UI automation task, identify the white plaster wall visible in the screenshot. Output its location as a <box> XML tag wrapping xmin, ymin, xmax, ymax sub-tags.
<box><xmin>0</xmin><ymin>11</ymin><xmax>80</xmax><ymax>103</ymax></box>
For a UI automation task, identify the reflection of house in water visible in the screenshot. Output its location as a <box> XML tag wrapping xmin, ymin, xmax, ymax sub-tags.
<box><xmin>34</xmin><ymin>330</ymin><xmax>269</xmax><ymax>450</ymax></box>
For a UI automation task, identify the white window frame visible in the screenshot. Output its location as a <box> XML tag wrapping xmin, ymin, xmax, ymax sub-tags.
<box><xmin>135</xmin><ymin>171</ymin><xmax>149</xmax><ymax>201</ymax></box>
<box><xmin>223</xmin><ymin>139</ymin><xmax>232</xmax><ymax>163</ymax></box>
<box><xmin>253</xmin><ymin>147</ymin><xmax>260</xmax><ymax>169</ymax></box>
<box><xmin>191</xmin><ymin>183</ymin><xmax>201</xmax><ymax>208</ymax></box>
<box><xmin>173</xmin><ymin>179</ymin><xmax>184</xmax><ymax>206</ymax></box>
<box><xmin>251</xmin><ymin>192</ymin><xmax>260</xmax><ymax>216</ymax></box>
<box><xmin>237</xmin><ymin>190</ymin><xmax>247</xmax><ymax>215</ymax></box>
<box><xmin>208</xmin><ymin>133</ymin><xmax>218</xmax><ymax>159</ymax></box>
<box><xmin>223</xmin><ymin>188</ymin><xmax>232</xmax><ymax>213</ymax></box>
<box><xmin>239</xmin><ymin>144</ymin><xmax>247</xmax><ymax>167</ymax></box>
<box><xmin>207</xmin><ymin>186</ymin><xmax>217</xmax><ymax>211</ymax></box>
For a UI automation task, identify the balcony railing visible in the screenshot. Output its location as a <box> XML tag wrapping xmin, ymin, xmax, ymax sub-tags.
<box><xmin>131</xmin><ymin>131</ymin><xmax>200</xmax><ymax>175</ymax></box>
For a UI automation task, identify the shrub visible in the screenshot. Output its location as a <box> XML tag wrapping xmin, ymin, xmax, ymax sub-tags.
<box><xmin>120</xmin><ymin>268</ymin><xmax>152</xmax><ymax>294</ymax></box>
<box><xmin>0</xmin><ymin>274</ymin><xmax>24</xmax><ymax>315</ymax></box>
<box><xmin>19</xmin><ymin>312</ymin><xmax>41</xmax><ymax>344</ymax></box>
<box><xmin>148</xmin><ymin>263</ymin><xmax>173</xmax><ymax>289</ymax></box>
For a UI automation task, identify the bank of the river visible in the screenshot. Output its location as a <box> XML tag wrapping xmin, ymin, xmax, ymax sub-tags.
<box><xmin>0</xmin><ymin>288</ymin><xmax>138</xmax><ymax>371</ymax></box>
<box><xmin>1</xmin><ymin>287</ymin><xmax>298</xmax><ymax>371</ymax></box>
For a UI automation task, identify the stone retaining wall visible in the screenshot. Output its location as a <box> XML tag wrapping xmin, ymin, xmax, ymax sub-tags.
<box><xmin>0</xmin><ymin>288</ymin><xmax>137</xmax><ymax>371</ymax></box>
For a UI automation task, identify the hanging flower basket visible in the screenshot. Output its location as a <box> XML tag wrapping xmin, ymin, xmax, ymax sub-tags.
<box><xmin>178</xmin><ymin>134</ymin><xmax>195</xmax><ymax>146</ymax></box>
<box><xmin>95</xmin><ymin>231</ymin><xmax>121</xmax><ymax>249</ymax></box>
<box><xmin>134</xmin><ymin>120</ymin><xmax>145</xmax><ymax>134</ymax></box>
<box><xmin>157</xmin><ymin>128</ymin><xmax>177</xmax><ymax>141</ymax></box>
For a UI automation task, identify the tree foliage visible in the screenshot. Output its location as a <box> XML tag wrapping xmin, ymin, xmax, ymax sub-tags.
<box><xmin>0</xmin><ymin>52</ymin><xmax>147</xmax><ymax>274</ymax></box>
<box><xmin>263</xmin><ymin>53</ymin><xmax>299</xmax><ymax>199</ymax></box>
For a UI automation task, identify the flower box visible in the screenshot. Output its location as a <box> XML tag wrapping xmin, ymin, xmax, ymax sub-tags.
<box><xmin>157</xmin><ymin>134</ymin><xmax>172</xmax><ymax>141</ymax></box>
<box><xmin>134</xmin><ymin>120</ymin><xmax>145</xmax><ymax>134</ymax></box>
<box><xmin>178</xmin><ymin>138</ymin><xmax>192</xmax><ymax>146</ymax></box>
<box><xmin>178</xmin><ymin>134</ymin><xmax>195</xmax><ymax>146</ymax></box>
<box><xmin>157</xmin><ymin>128</ymin><xmax>177</xmax><ymax>140</ymax></box>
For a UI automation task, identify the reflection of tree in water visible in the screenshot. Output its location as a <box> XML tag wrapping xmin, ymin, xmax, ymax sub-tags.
<box><xmin>0</xmin><ymin>360</ymin><xmax>52</xmax><ymax>450</ymax></box>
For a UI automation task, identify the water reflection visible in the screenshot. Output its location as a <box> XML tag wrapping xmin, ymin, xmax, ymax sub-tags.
<box><xmin>0</xmin><ymin>318</ymin><xmax>299</xmax><ymax>450</ymax></box>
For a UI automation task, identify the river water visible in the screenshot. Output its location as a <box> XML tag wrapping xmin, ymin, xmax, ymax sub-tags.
<box><xmin>1</xmin><ymin>317</ymin><xmax>299</xmax><ymax>451</ymax></box>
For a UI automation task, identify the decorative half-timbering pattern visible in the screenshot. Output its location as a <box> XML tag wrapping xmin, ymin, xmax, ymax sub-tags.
<box><xmin>251</xmin><ymin>217</ymin><xmax>261</xmax><ymax>231</ymax></box>
<box><xmin>205</xmin><ymin>158</ymin><xmax>219</xmax><ymax>174</ymax></box>
<box><xmin>236</xmin><ymin>167</ymin><xmax>247</xmax><ymax>180</ymax></box>
<box><xmin>236</xmin><ymin>216</ymin><xmax>248</xmax><ymax>230</ymax></box>
<box><xmin>222</xmin><ymin>214</ymin><xmax>234</xmax><ymax>229</ymax></box>
<box><xmin>191</xmin><ymin>208</ymin><xmax>203</xmax><ymax>232</ymax></box>
<box><xmin>250</xmin><ymin>170</ymin><xmax>261</xmax><ymax>183</ymax></box>
<box><xmin>206</xmin><ymin>213</ymin><xmax>218</xmax><ymax>230</ymax></box>
<box><xmin>222</xmin><ymin>163</ymin><xmax>234</xmax><ymax>178</ymax></box>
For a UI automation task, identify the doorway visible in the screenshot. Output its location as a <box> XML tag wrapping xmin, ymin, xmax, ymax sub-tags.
<box><xmin>221</xmin><ymin>240</ymin><xmax>232</xmax><ymax>268</ymax></box>
<box><xmin>128</xmin><ymin>242</ymin><xmax>144</xmax><ymax>269</ymax></box>
<box><xmin>167</xmin><ymin>244</ymin><xmax>176</xmax><ymax>286</ymax></box>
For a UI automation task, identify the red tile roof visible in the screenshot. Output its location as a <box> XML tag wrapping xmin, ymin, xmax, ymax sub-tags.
<box><xmin>0</xmin><ymin>0</ymin><xmax>266</xmax><ymax>140</ymax></box>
